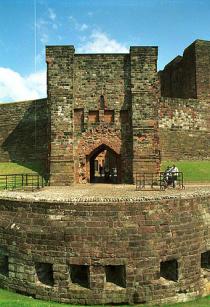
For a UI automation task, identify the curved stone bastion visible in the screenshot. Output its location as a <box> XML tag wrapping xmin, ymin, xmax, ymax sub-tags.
<box><xmin>0</xmin><ymin>185</ymin><xmax>210</xmax><ymax>305</ymax></box>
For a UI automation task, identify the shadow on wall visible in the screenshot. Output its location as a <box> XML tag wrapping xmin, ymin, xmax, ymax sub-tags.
<box><xmin>2</xmin><ymin>100</ymin><xmax>49</xmax><ymax>178</ymax></box>
<box><xmin>120</xmin><ymin>55</ymin><xmax>133</xmax><ymax>183</ymax></box>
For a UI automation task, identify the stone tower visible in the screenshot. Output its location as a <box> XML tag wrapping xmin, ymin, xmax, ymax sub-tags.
<box><xmin>46</xmin><ymin>45</ymin><xmax>160</xmax><ymax>185</ymax></box>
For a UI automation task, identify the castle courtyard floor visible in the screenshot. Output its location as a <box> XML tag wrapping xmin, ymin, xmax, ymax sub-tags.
<box><xmin>0</xmin><ymin>183</ymin><xmax>210</xmax><ymax>202</ymax></box>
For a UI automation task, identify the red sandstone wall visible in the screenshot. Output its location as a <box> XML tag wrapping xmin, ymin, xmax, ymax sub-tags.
<box><xmin>159</xmin><ymin>40</ymin><xmax>210</xmax><ymax>161</ymax></box>
<box><xmin>71</xmin><ymin>50</ymin><xmax>159</xmax><ymax>183</ymax></box>
<box><xmin>0</xmin><ymin>195</ymin><xmax>210</xmax><ymax>304</ymax></box>
<box><xmin>160</xmin><ymin>42</ymin><xmax>197</xmax><ymax>99</ymax></box>
<box><xmin>195</xmin><ymin>40</ymin><xmax>210</xmax><ymax>99</ymax></box>
<box><xmin>46</xmin><ymin>46</ymin><xmax>75</xmax><ymax>185</ymax></box>
<box><xmin>0</xmin><ymin>99</ymin><xmax>48</xmax><ymax>169</ymax></box>
<box><xmin>74</xmin><ymin>54</ymin><xmax>130</xmax><ymax>110</ymax></box>
<box><xmin>160</xmin><ymin>40</ymin><xmax>210</xmax><ymax>100</ymax></box>
<box><xmin>159</xmin><ymin>97</ymin><xmax>210</xmax><ymax>160</ymax></box>
<box><xmin>130</xmin><ymin>47</ymin><xmax>160</xmax><ymax>175</ymax></box>
<box><xmin>73</xmin><ymin>54</ymin><xmax>133</xmax><ymax>183</ymax></box>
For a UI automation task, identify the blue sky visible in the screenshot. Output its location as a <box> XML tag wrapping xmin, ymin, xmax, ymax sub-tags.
<box><xmin>0</xmin><ymin>0</ymin><xmax>210</xmax><ymax>102</ymax></box>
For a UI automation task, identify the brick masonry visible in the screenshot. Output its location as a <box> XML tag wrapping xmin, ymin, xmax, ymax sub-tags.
<box><xmin>0</xmin><ymin>193</ymin><xmax>210</xmax><ymax>305</ymax></box>
<box><xmin>159</xmin><ymin>97</ymin><xmax>210</xmax><ymax>160</ymax></box>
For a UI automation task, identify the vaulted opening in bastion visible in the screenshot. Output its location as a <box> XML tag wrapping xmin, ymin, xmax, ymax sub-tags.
<box><xmin>105</xmin><ymin>265</ymin><xmax>126</xmax><ymax>288</ymax></box>
<box><xmin>70</xmin><ymin>264</ymin><xmax>90</xmax><ymax>288</ymax></box>
<box><xmin>0</xmin><ymin>253</ymin><xmax>9</xmax><ymax>277</ymax></box>
<box><xmin>88</xmin><ymin>144</ymin><xmax>121</xmax><ymax>183</ymax></box>
<box><xmin>201</xmin><ymin>251</ymin><xmax>210</xmax><ymax>269</ymax></box>
<box><xmin>160</xmin><ymin>259</ymin><xmax>178</xmax><ymax>282</ymax></box>
<box><xmin>35</xmin><ymin>262</ymin><xmax>54</xmax><ymax>286</ymax></box>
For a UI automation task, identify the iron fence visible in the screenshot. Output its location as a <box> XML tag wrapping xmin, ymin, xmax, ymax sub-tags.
<box><xmin>0</xmin><ymin>173</ymin><xmax>46</xmax><ymax>191</ymax></box>
<box><xmin>136</xmin><ymin>172</ymin><xmax>184</xmax><ymax>191</ymax></box>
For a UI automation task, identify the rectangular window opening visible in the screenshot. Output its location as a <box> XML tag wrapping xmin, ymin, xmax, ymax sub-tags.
<box><xmin>105</xmin><ymin>265</ymin><xmax>126</xmax><ymax>288</ymax></box>
<box><xmin>70</xmin><ymin>264</ymin><xmax>90</xmax><ymax>288</ymax></box>
<box><xmin>160</xmin><ymin>259</ymin><xmax>178</xmax><ymax>282</ymax></box>
<box><xmin>35</xmin><ymin>262</ymin><xmax>54</xmax><ymax>286</ymax></box>
<box><xmin>201</xmin><ymin>251</ymin><xmax>210</xmax><ymax>269</ymax></box>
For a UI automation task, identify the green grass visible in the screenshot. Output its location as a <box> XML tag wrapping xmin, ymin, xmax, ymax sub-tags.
<box><xmin>0</xmin><ymin>288</ymin><xmax>209</xmax><ymax>307</ymax></box>
<box><xmin>161</xmin><ymin>160</ymin><xmax>210</xmax><ymax>182</ymax></box>
<box><xmin>0</xmin><ymin>288</ymin><xmax>70</xmax><ymax>307</ymax></box>
<box><xmin>0</xmin><ymin>160</ymin><xmax>210</xmax><ymax>187</ymax></box>
<box><xmin>0</xmin><ymin>162</ymin><xmax>44</xmax><ymax>175</ymax></box>
<box><xmin>0</xmin><ymin>162</ymin><xmax>47</xmax><ymax>190</ymax></box>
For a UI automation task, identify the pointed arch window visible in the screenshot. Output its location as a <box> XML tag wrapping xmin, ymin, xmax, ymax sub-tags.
<box><xmin>100</xmin><ymin>95</ymin><xmax>105</xmax><ymax>109</ymax></box>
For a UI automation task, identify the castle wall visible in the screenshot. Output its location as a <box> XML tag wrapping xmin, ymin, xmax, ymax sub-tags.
<box><xmin>159</xmin><ymin>43</ymin><xmax>197</xmax><ymax>98</ymax></box>
<box><xmin>0</xmin><ymin>99</ymin><xmax>48</xmax><ymax>169</ymax></box>
<box><xmin>159</xmin><ymin>40</ymin><xmax>210</xmax><ymax>161</ymax></box>
<box><xmin>160</xmin><ymin>40</ymin><xmax>210</xmax><ymax>100</ymax></box>
<box><xmin>195</xmin><ymin>40</ymin><xmax>210</xmax><ymax>99</ymax></box>
<box><xmin>0</xmin><ymin>194</ymin><xmax>210</xmax><ymax>304</ymax></box>
<box><xmin>159</xmin><ymin>97</ymin><xmax>210</xmax><ymax>160</ymax></box>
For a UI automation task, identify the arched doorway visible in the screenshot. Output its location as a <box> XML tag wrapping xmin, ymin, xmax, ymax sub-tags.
<box><xmin>87</xmin><ymin>144</ymin><xmax>121</xmax><ymax>183</ymax></box>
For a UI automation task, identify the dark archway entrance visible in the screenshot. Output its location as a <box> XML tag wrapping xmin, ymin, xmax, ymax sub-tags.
<box><xmin>88</xmin><ymin>144</ymin><xmax>121</xmax><ymax>183</ymax></box>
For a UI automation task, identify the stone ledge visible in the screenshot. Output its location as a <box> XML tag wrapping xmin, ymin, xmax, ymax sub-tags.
<box><xmin>0</xmin><ymin>184</ymin><xmax>209</xmax><ymax>204</ymax></box>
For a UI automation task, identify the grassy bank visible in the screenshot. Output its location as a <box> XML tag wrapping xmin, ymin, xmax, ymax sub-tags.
<box><xmin>161</xmin><ymin>160</ymin><xmax>210</xmax><ymax>182</ymax></box>
<box><xmin>0</xmin><ymin>162</ymin><xmax>46</xmax><ymax>189</ymax></box>
<box><xmin>0</xmin><ymin>162</ymin><xmax>44</xmax><ymax>175</ymax></box>
<box><xmin>0</xmin><ymin>289</ymin><xmax>209</xmax><ymax>307</ymax></box>
<box><xmin>0</xmin><ymin>160</ymin><xmax>210</xmax><ymax>184</ymax></box>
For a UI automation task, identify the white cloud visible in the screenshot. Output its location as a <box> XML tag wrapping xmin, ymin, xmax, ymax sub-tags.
<box><xmin>36</xmin><ymin>18</ymin><xmax>49</xmax><ymax>47</ymax></box>
<box><xmin>79</xmin><ymin>23</ymin><xmax>88</xmax><ymax>31</ymax></box>
<box><xmin>36</xmin><ymin>18</ymin><xmax>48</xmax><ymax>30</ymax></box>
<box><xmin>48</xmin><ymin>8</ymin><xmax>56</xmax><ymax>21</ymax></box>
<box><xmin>0</xmin><ymin>68</ymin><xmax>46</xmax><ymax>102</ymax></box>
<box><xmin>68</xmin><ymin>16</ymin><xmax>88</xmax><ymax>32</ymax></box>
<box><xmin>78</xmin><ymin>31</ymin><xmax>128</xmax><ymax>53</ymax></box>
<box><xmin>40</xmin><ymin>33</ymin><xmax>49</xmax><ymax>45</ymax></box>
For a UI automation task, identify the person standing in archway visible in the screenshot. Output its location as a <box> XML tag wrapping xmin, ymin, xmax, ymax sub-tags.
<box><xmin>104</xmin><ymin>166</ymin><xmax>110</xmax><ymax>182</ymax></box>
<box><xmin>99</xmin><ymin>165</ymin><xmax>103</xmax><ymax>177</ymax></box>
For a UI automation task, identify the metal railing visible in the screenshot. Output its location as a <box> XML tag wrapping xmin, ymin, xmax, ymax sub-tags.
<box><xmin>0</xmin><ymin>173</ymin><xmax>46</xmax><ymax>191</ymax></box>
<box><xmin>136</xmin><ymin>172</ymin><xmax>184</xmax><ymax>191</ymax></box>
